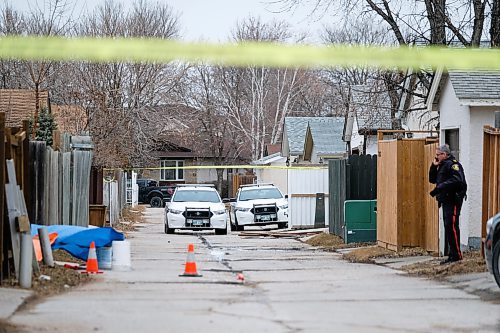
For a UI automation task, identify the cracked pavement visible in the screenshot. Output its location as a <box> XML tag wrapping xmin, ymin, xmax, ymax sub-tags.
<box><xmin>8</xmin><ymin>207</ymin><xmax>500</xmax><ymax>333</ymax></box>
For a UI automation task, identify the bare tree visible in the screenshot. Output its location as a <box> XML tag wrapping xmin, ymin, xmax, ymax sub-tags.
<box><xmin>71</xmin><ymin>0</ymin><xmax>184</xmax><ymax>167</ymax></box>
<box><xmin>0</xmin><ymin>5</ymin><xmax>25</xmax><ymax>88</ymax></box>
<box><xmin>276</xmin><ymin>0</ymin><xmax>493</xmax><ymax>46</ymax></box>
<box><xmin>220</xmin><ymin>17</ymin><xmax>310</xmax><ymax>160</ymax></box>
<box><xmin>180</xmin><ymin>65</ymin><xmax>247</xmax><ymax>193</ymax></box>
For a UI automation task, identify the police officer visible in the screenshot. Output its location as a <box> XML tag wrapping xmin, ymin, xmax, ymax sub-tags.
<box><xmin>429</xmin><ymin>144</ymin><xmax>467</xmax><ymax>264</ymax></box>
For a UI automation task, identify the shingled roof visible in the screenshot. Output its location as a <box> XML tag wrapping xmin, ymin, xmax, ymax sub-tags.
<box><xmin>351</xmin><ymin>85</ymin><xmax>393</xmax><ymax>132</ymax></box>
<box><xmin>284</xmin><ymin>117</ymin><xmax>346</xmax><ymax>156</ymax></box>
<box><xmin>448</xmin><ymin>71</ymin><xmax>500</xmax><ymax>101</ymax></box>
<box><xmin>0</xmin><ymin>89</ymin><xmax>49</xmax><ymax>127</ymax></box>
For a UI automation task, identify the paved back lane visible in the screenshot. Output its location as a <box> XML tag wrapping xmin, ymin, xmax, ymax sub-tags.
<box><xmin>11</xmin><ymin>207</ymin><xmax>500</xmax><ymax>333</ymax></box>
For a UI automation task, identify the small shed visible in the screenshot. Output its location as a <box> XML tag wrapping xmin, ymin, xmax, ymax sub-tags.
<box><xmin>427</xmin><ymin>69</ymin><xmax>500</xmax><ymax>249</ymax></box>
<box><xmin>376</xmin><ymin>131</ymin><xmax>439</xmax><ymax>252</ymax></box>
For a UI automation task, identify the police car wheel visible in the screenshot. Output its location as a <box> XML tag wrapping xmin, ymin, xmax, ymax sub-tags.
<box><xmin>493</xmin><ymin>240</ymin><xmax>500</xmax><ymax>288</ymax></box>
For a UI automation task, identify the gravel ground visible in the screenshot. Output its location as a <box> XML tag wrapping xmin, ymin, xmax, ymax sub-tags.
<box><xmin>305</xmin><ymin>232</ymin><xmax>486</xmax><ymax>278</ymax></box>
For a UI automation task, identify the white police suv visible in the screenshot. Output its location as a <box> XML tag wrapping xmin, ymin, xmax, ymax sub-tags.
<box><xmin>229</xmin><ymin>183</ymin><xmax>288</xmax><ymax>231</ymax></box>
<box><xmin>164</xmin><ymin>184</ymin><xmax>228</xmax><ymax>235</ymax></box>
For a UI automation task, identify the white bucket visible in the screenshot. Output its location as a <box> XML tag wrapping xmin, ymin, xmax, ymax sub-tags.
<box><xmin>111</xmin><ymin>240</ymin><xmax>131</xmax><ymax>271</ymax></box>
<box><xmin>96</xmin><ymin>246</ymin><xmax>112</xmax><ymax>270</ymax></box>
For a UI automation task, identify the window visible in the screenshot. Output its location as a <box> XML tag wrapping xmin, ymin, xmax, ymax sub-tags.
<box><xmin>444</xmin><ymin>128</ymin><xmax>460</xmax><ymax>161</ymax></box>
<box><xmin>160</xmin><ymin>160</ymin><xmax>184</xmax><ymax>181</ymax></box>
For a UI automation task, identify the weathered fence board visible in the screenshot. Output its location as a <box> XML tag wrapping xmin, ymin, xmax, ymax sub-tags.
<box><xmin>377</xmin><ymin>136</ymin><xmax>438</xmax><ymax>252</ymax></box>
<box><xmin>482</xmin><ymin>125</ymin><xmax>500</xmax><ymax>240</ymax></box>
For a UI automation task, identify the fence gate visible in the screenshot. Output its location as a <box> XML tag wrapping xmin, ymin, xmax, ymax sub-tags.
<box><xmin>482</xmin><ymin>124</ymin><xmax>500</xmax><ymax>240</ymax></box>
<box><xmin>328</xmin><ymin>159</ymin><xmax>346</xmax><ymax>236</ymax></box>
<box><xmin>288</xmin><ymin>168</ymin><xmax>329</xmax><ymax>229</ymax></box>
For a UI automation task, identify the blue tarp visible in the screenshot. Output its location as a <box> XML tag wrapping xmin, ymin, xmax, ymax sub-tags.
<box><xmin>31</xmin><ymin>224</ymin><xmax>125</xmax><ymax>260</ymax></box>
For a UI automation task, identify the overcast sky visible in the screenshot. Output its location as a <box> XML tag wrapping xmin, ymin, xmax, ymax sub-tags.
<box><xmin>11</xmin><ymin>0</ymin><xmax>333</xmax><ymax>43</ymax></box>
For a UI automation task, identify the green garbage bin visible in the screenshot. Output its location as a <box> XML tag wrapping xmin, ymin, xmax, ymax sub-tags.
<box><xmin>344</xmin><ymin>200</ymin><xmax>376</xmax><ymax>244</ymax></box>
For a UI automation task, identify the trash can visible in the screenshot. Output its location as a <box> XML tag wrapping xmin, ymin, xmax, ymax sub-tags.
<box><xmin>344</xmin><ymin>200</ymin><xmax>377</xmax><ymax>244</ymax></box>
<box><xmin>89</xmin><ymin>204</ymin><xmax>107</xmax><ymax>227</ymax></box>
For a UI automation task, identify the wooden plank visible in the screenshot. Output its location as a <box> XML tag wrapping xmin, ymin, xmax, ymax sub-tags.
<box><xmin>62</xmin><ymin>152</ymin><xmax>71</xmax><ymax>225</ymax></box>
<box><xmin>424</xmin><ymin>142</ymin><xmax>439</xmax><ymax>252</ymax></box>
<box><xmin>0</xmin><ymin>113</ymin><xmax>5</xmax><ymax>282</ymax></box>
<box><xmin>290</xmin><ymin>193</ymin><xmax>329</xmax><ymax>198</ymax></box>
<box><xmin>377</xmin><ymin>140</ymin><xmax>398</xmax><ymax>248</ymax></box>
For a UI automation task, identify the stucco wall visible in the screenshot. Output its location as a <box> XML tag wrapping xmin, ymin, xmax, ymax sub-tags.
<box><xmin>365</xmin><ymin>135</ymin><xmax>378</xmax><ymax>155</ymax></box>
<box><xmin>255</xmin><ymin>161</ymin><xmax>288</xmax><ymax>195</ymax></box>
<box><xmin>439</xmin><ymin>77</ymin><xmax>498</xmax><ymax>247</ymax></box>
<box><xmin>439</xmin><ymin>78</ymin><xmax>469</xmax><ymax>247</ymax></box>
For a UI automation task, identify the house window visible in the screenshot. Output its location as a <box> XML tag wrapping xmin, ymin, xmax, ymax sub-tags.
<box><xmin>160</xmin><ymin>160</ymin><xmax>184</xmax><ymax>181</ymax></box>
<box><xmin>444</xmin><ymin>128</ymin><xmax>460</xmax><ymax>161</ymax></box>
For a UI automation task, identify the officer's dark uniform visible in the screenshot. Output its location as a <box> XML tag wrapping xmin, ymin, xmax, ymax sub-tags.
<box><xmin>429</xmin><ymin>155</ymin><xmax>467</xmax><ymax>262</ymax></box>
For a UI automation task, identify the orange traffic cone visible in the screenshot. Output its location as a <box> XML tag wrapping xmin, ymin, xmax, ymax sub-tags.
<box><xmin>81</xmin><ymin>241</ymin><xmax>103</xmax><ymax>274</ymax></box>
<box><xmin>179</xmin><ymin>244</ymin><xmax>202</xmax><ymax>277</ymax></box>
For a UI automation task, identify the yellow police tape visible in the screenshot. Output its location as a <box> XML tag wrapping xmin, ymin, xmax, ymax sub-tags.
<box><xmin>1</xmin><ymin>36</ymin><xmax>500</xmax><ymax>69</ymax></box>
<box><xmin>104</xmin><ymin>165</ymin><xmax>328</xmax><ymax>172</ymax></box>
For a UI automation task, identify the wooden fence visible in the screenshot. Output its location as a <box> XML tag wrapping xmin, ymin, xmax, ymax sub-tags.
<box><xmin>0</xmin><ymin>111</ymin><xmax>95</xmax><ymax>282</ymax></box>
<box><xmin>103</xmin><ymin>169</ymin><xmax>127</xmax><ymax>225</ymax></box>
<box><xmin>329</xmin><ymin>155</ymin><xmax>377</xmax><ymax>238</ymax></box>
<box><xmin>482</xmin><ymin>125</ymin><xmax>500</xmax><ymax>240</ymax></box>
<box><xmin>377</xmin><ymin>132</ymin><xmax>439</xmax><ymax>252</ymax></box>
<box><xmin>231</xmin><ymin>174</ymin><xmax>256</xmax><ymax>197</ymax></box>
<box><xmin>27</xmin><ymin>135</ymin><xmax>93</xmax><ymax>226</ymax></box>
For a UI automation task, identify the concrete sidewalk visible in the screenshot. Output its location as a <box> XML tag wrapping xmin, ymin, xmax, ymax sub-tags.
<box><xmin>0</xmin><ymin>287</ymin><xmax>33</xmax><ymax>320</ymax></box>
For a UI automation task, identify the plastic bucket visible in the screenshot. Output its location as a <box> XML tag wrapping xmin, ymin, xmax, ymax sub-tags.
<box><xmin>96</xmin><ymin>246</ymin><xmax>112</xmax><ymax>270</ymax></box>
<box><xmin>112</xmin><ymin>240</ymin><xmax>131</xmax><ymax>271</ymax></box>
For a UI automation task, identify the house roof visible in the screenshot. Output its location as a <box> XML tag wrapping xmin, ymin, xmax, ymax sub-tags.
<box><xmin>448</xmin><ymin>71</ymin><xmax>500</xmax><ymax>101</ymax></box>
<box><xmin>284</xmin><ymin>117</ymin><xmax>310</xmax><ymax>155</ymax></box>
<box><xmin>351</xmin><ymin>85</ymin><xmax>393</xmax><ymax>132</ymax></box>
<box><xmin>0</xmin><ymin>89</ymin><xmax>49</xmax><ymax>127</ymax></box>
<box><xmin>251</xmin><ymin>152</ymin><xmax>285</xmax><ymax>165</ymax></box>
<box><xmin>307</xmin><ymin>117</ymin><xmax>346</xmax><ymax>155</ymax></box>
<box><xmin>428</xmin><ymin>69</ymin><xmax>500</xmax><ymax>110</ymax></box>
<box><xmin>284</xmin><ymin>117</ymin><xmax>345</xmax><ymax>155</ymax></box>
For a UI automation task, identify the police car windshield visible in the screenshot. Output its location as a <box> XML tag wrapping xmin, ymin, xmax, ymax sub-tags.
<box><xmin>173</xmin><ymin>190</ymin><xmax>220</xmax><ymax>203</ymax></box>
<box><xmin>239</xmin><ymin>188</ymin><xmax>282</xmax><ymax>201</ymax></box>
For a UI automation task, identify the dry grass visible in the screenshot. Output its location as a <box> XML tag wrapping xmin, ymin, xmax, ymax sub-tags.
<box><xmin>343</xmin><ymin>246</ymin><xmax>430</xmax><ymax>263</ymax></box>
<box><xmin>402</xmin><ymin>250</ymin><xmax>487</xmax><ymax>279</ymax></box>
<box><xmin>112</xmin><ymin>205</ymin><xmax>146</xmax><ymax>234</ymax></box>
<box><xmin>304</xmin><ymin>232</ymin><xmax>374</xmax><ymax>250</ymax></box>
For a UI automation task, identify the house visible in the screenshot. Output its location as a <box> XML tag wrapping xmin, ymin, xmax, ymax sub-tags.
<box><xmin>344</xmin><ymin>85</ymin><xmax>393</xmax><ymax>155</ymax></box>
<box><xmin>139</xmin><ymin>104</ymin><xmax>249</xmax><ymax>195</ymax></box>
<box><xmin>282</xmin><ymin>116</ymin><xmax>347</xmax><ymax>164</ymax></box>
<box><xmin>426</xmin><ymin>69</ymin><xmax>500</xmax><ymax>249</ymax></box>
<box><xmin>251</xmin><ymin>152</ymin><xmax>288</xmax><ymax>194</ymax></box>
<box><xmin>0</xmin><ymin>89</ymin><xmax>49</xmax><ymax>127</ymax></box>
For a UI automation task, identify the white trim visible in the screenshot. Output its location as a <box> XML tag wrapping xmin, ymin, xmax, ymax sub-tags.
<box><xmin>458</xmin><ymin>99</ymin><xmax>500</xmax><ymax>106</ymax></box>
<box><xmin>160</xmin><ymin>159</ymin><xmax>185</xmax><ymax>181</ymax></box>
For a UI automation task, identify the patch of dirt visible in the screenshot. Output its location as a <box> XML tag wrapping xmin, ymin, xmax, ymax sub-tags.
<box><xmin>111</xmin><ymin>205</ymin><xmax>146</xmax><ymax>235</ymax></box>
<box><xmin>304</xmin><ymin>232</ymin><xmax>375</xmax><ymax>250</ymax></box>
<box><xmin>401</xmin><ymin>250</ymin><xmax>487</xmax><ymax>279</ymax></box>
<box><xmin>0</xmin><ymin>319</ymin><xmax>23</xmax><ymax>333</ymax></box>
<box><xmin>2</xmin><ymin>250</ymin><xmax>91</xmax><ymax>298</ymax></box>
<box><xmin>342</xmin><ymin>246</ymin><xmax>430</xmax><ymax>263</ymax></box>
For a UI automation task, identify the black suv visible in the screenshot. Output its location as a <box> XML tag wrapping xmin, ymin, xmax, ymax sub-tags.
<box><xmin>137</xmin><ymin>179</ymin><xmax>175</xmax><ymax>207</ymax></box>
<box><xmin>484</xmin><ymin>212</ymin><xmax>500</xmax><ymax>288</ymax></box>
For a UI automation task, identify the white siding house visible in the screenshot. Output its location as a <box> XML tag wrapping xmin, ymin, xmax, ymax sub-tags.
<box><xmin>427</xmin><ymin>69</ymin><xmax>500</xmax><ymax>249</ymax></box>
